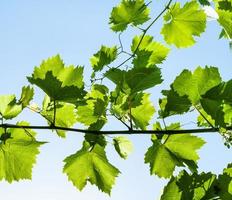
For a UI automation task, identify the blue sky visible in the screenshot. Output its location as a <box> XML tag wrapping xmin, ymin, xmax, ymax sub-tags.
<box><xmin>0</xmin><ymin>1</ymin><xmax>231</xmax><ymax>200</ymax></box>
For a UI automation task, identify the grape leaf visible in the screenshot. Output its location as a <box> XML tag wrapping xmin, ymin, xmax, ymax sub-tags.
<box><xmin>0</xmin><ymin>95</ymin><xmax>22</xmax><ymax>120</ymax></box>
<box><xmin>63</xmin><ymin>141</ymin><xmax>120</xmax><ymax>194</ymax></box>
<box><xmin>105</xmin><ymin>66</ymin><xmax>162</xmax><ymax>94</ymax></box>
<box><xmin>224</xmin><ymin>163</ymin><xmax>232</xmax><ymax>176</ymax></box>
<box><xmin>161</xmin><ymin>1</ymin><xmax>206</xmax><ymax>47</ymax></box>
<box><xmin>27</xmin><ymin>55</ymin><xmax>86</xmax><ymax>102</ymax></box>
<box><xmin>217</xmin><ymin>9</ymin><xmax>232</xmax><ymax>39</ymax></box>
<box><xmin>90</xmin><ymin>46</ymin><xmax>117</xmax><ymax>72</ymax></box>
<box><xmin>217</xmin><ymin>0</ymin><xmax>232</xmax><ymax>11</ymax></box>
<box><xmin>197</xmin><ymin>107</ymin><xmax>215</xmax><ymax>127</ymax></box>
<box><xmin>173</xmin><ymin>66</ymin><xmax>221</xmax><ymax>105</ymax></box>
<box><xmin>109</xmin><ymin>0</ymin><xmax>150</xmax><ymax>32</ymax></box>
<box><xmin>145</xmin><ymin>125</ymin><xmax>205</xmax><ymax>178</ymax></box>
<box><xmin>131</xmin><ymin>93</ymin><xmax>155</xmax><ymax>129</ymax></box>
<box><xmin>198</xmin><ymin>0</ymin><xmax>211</xmax><ymax>5</ymax></box>
<box><xmin>160</xmin><ymin>177</ymin><xmax>182</xmax><ymax>200</ymax></box>
<box><xmin>41</xmin><ymin>96</ymin><xmax>77</xmax><ymax>137</ymax></box>
<box><xmin>76</xmin><ymin>84</ymin><xmax>109</xmax><ymax>130</ymax></box>
<box><xmin>0</xmin><ymin>122</ymin><xmax>44</xmax><ymax>182</ymax></box>
<box><xmin>203</xmin><ymin>80</ymin><xmax>232</xmax><ymax>104</ymax></box>
<box><xmin>113</xmin><ymin>136</ymin><xmax>133</xmax><ymax>159</ymax></box>
<box><xmin>19</xmin><ymin>86</ymin><xmax>34</xmax><ymax>108</ymax></box>
<box><xmin>160</xmin><ymin>87</ymin><xmax>192</xmax><ymax>118</ymax></box>
<box><xmin>200</xmin><ymin>98</ymin><xmax>226</xmax><ymax>127</ymax></box>
<box><xmin>199</xmin><ymin>80</ymin><xmax>232</xmax><ymax>127</ymax></box>
<box><xmin>131</xmin><ymin>35</ymin><xmax>170</xmax><ymax>67</ymax></box>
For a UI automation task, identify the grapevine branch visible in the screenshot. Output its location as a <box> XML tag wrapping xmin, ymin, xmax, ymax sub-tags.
<box><xmin>0</xmin><ymin>123</ymin><xmax>231</xmax><ymax>135</ymax></box>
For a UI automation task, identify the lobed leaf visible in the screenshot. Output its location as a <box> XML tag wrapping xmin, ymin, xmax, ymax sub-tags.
<box><xmin>109</xmin><ymin>0</ymin><xmax>150</xmax><ymax>32</ymax></box>
<box><xmin>27</xmin><ymin>55</ymin><xmax>86</xmax><ymax>103</ymax></box>
<box><xmin>161</xmin><ymin>1</ymin><xmax>206</xmax><ymax>47</ymax></box>
<box><xmin>63</xmin><ymin>141</ymin><xmax>120</xmax><ymax>195</ymax></box>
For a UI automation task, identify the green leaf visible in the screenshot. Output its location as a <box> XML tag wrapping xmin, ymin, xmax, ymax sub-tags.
<box><xmin>41</xmin><ymin>96</ymin><xmax>77</xmax><ymax>137</ymax></box>
<box><xmin>76</xmin><ymin>84</ymin><xmax>109</xmax><ymax>130</ymax></box>
<box><xmin>0</xmin><ymin>95</ymin><xmax>22</xmax><ymax>120</ymax></box>
<box><xmin>90</xmin><ymin>46</ymin><xmax>117</xmax><ymax>72</ymax></box>
<box><xmin>63</xmin><ymin>141</ymin><xmax>120</xmax><ymax>194</ymax></box>
<box><xmin>131</xmin><ymin>93</ymin><xmax>155</xmax><ymax>129</ymax></box>
<box><xmin>197</xmin><ymin>107</ymin><xmax>216</xmax><ymax>127</ymax></box>
<box><xmin>160</xmin><ymin>177</ymin><xmax>182</xmax><ymax>200</ymax></box>
<box><xmin>203</xmin><ymin>80</ymin><xmax>232</xmax><ymax>104</ymax></box>
<box><xmin>161</xmin><ymin>163</ymin><xmax>232</xmax><ymax>200</ymax></box>
<box><xmin>113</xmin><ymin>136</ymin><xmax>133</xmax><ymax>159</ymax></box>
<box><xmin>27</xmin><ymin>55</ymin><xmax>86</xmax><ymax>102</ymax></box>
<box><xmin>173</xmin><ymin>66</ymin><xmax>221</xmax><ymax>105</ymax></box>
<box><xmin>224</xmin><ymin>163</ymin><xmax>232</xmax><ymax>176</ymax></box>
<box><xmin>198</xmin><ymin>0</ymin><xmax>211</xmax><ymax>5</ymax></box>
<box><xmin>0</xmin><ymin>121</ymin><xmax>44</xmax><ymax>182</ymax></box>
<box><xmin>161</xmin><ymin>1</ymin><xmax>206</xmax><ymax>47</ymax></box>
<box><xmin>145</xmin><ymin>130</ymin><xmax>205</xmax><ymax>178</ymax></box>
<box><xmin>200</xmin><ymin>98</ymin><xmax>226</xmax><ymax>127</ymax></box>
<box><xmin>217</xmin><ymin>0</ymin><xmax>232</xmax><ymax>11</ymax></box>
<box><xmin>105</xmin><ymin>66</ymin><xmax>162</xmax><ymax>94</ymax></box>
<box><xmin>109</xmin><ymin>0</ymin><xmax>150</xmax><ymax>32</ymax></box>
<box><xmin>216</xmin><ymin>9</ymin><xmax>232</xmax><ymax>40</ymax></box>
<box><xmin>131</xmin><ymin>35</ymin><xmax>170</xmax><ymax>67</ymax></box>
<box><xmin>160</xmin><ymin>88</ymin><xmax>192</xmax><ymax>118</ymax></box>
<box><xmin>19</xmin><ymin>86</ymin><xmax>34</xmax><ymax>108</ymax></box>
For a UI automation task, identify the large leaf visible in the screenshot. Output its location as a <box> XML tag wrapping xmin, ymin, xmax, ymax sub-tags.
<box><xmin>63</xmin><ymin>141</ymin><xmax>120</xmax><ymax>194</ymax></box>
<box><xmin>145</xmin><ymin>123</ymin><xmax>205</xmax><ymax>178</ymax></box>
<box><xmin>0</xmin><ymin>122</ymin><xmax>44</xmax><ymax>182</ymax></box>
<box><xmin>27</xmin><ymin>55</ymin><xmax>86</xmax><ymax>102</ymax></box>
<box><xmin>105</xmin><ymin>66</ymin><xmax>162</xmax><ymax>94</ymax></box>
<box><xmin>131</xmin><ymin>35</ymin><xmax>170</xmax><ymax>67</ymax></box>
<box><xmin>160</xmin><ymin>88</ymin><xmax>192</xmax><ymax>118</ymax></box>
<box><xmin>90</xmin><ymin>45</ymin><xmax>117</xmax><ymax>72</ymax></box>
<box><xmin>173</xmin><ymin>66</ymin><xmax>221</xmax><ymax>105</ymax></box>
<box><xmin>161</xmin><ymin>1</ymin><xmax>206</xmax><ymax>47</ymax></box>
<box><xmin>109</xmin><ymin>0</ymin><xmax>150</xmax><ymax>32</ymax></box>
<box><xmin>161</xmin><ymin>170</ymin><xmax>217</xmax><ymax>200</ymax></box>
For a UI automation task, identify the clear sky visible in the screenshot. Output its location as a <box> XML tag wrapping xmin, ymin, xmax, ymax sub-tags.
<box><xmin>0</xmin><ymin>1</ymin><xmax>231</xmax><ymax>200</ymax></box>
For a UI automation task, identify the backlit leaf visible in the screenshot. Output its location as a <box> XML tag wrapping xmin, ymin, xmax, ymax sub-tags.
<box><xmin>161</xmin><ymin>1</ymin><xmax>206</xmax><ymax>47</ymax></box>
<box><xmin>63</xmin><ymin>141</ymin><xmax>120</xmax><ymax>194</ymax></box>
<box><xmin>109</xmin><ymin>0</ymin><xmax>150</xmax><ymax>32</ymax></box>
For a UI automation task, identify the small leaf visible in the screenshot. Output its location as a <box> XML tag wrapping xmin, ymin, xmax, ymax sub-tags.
<box><xmin>0</xmin><ymin>95</ymin><xmax>22</xmax><ymax>120</ymax></box>
<box><xmin>113</xmin><ymin>136</ymin><xmax>133</xmax><ymax>159</ymax></box>
<box><xmin>109</xmin><ymin>0</ymin><xmax>150</xmax><ymax>32</ymax></box>
<box><xmin>131</xmin><ymin>35</ymin><xmax>170</xmax><ymax>67</ymax></box>
<box><xmin>161</xmin><ymin>1</ymin><xmax>206</xmax><ymax>47</ymax></box>
<box><xmin>19</xmin><ymin>86</ymin><xmax>34</xmax><ymax>108</ymax></box>
<box><xmin>90</xmin><ymin>46</ymin><xmax>117</xmax><ymax>72</ymax></box>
